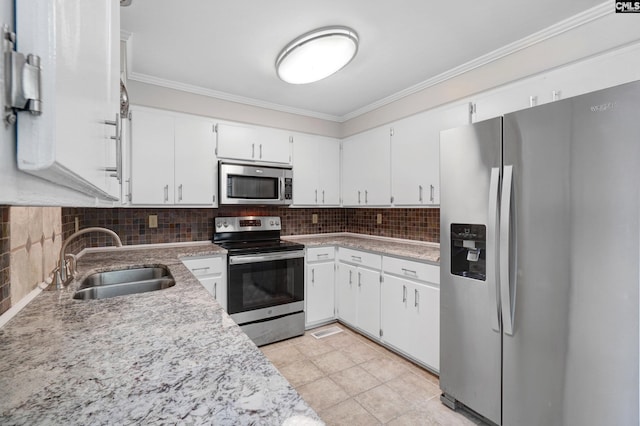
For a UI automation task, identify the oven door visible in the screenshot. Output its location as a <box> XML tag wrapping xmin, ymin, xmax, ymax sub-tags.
<box><xmin>227</xmin><ymin>250</ymin><xmax>304</xmax><ymax>324</ymax></box>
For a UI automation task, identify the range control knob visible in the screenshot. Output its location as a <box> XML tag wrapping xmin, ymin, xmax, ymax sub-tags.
<box><xmin>270</xmin><ymin>220</ymin><xmax>275</xmax><ymax>226</ymax></box>
<box><xmin>223</xmin><ymin>221</ymin><xmax>229</xmax><ymax>228</ymax></box>
<box><xmin>216</xmin><ymin>222</ymin><xmax>222</xmax><ymax>228</ymax></box>
<box><xmin>275</xmin><ymin>221</ymin><xmax>280</xmax><ymax>226</ymax></box>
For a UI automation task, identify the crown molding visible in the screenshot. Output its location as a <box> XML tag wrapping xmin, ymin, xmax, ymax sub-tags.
<box><xmin>127</xmin><ymin>2</ymin><xmax>611</xmax><ymax>123</ymax></box>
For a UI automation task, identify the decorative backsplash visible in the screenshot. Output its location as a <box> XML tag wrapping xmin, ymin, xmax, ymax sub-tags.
<box><xmin>61</xmin><ymin>206</ymin><xmax>440</xmax><ymax>253</ymax></box>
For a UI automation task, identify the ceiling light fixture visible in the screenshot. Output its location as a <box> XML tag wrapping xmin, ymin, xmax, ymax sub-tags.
<box><xmin>276</xmin><ymin>26</ymin><xmax>359</xmax><ymax>85</ymax></box>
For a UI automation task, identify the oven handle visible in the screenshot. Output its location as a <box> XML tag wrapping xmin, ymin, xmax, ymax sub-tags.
<box><xmin>229</xmin><ymin>250</ymin><xmax>304</xmax><ymax>265</ymax></box>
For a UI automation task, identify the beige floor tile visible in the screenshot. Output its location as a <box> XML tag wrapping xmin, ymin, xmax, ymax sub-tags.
<box><xmin>261</xmin><ymin>344</ymin><xmax>306</xmax><ymax>368</ymax></box>
<box><xmin>360</xmin><ymin>356</ymin><xmax>409</xmax><ymax>383</ymax></box>
<box><xmin>355</xmin><ymin>384</ymin><xmax>412</xmax><ymax>423</ymax></box>
<box><xmin>319</xmin><ymin>398</ymin><xmax>381</xmax><ymax>426</ymax></box>
<box><xmin>329</xmin><ymin>365</ymin><xmax>381</xmax><ymax>396</ymax></box>
<box><xmin>311</xmin><ymin>350</ymin><xmax>355</xmax><ymax>375</ymax></box>
<box><xmin>386</xmin><ymin>372</ymin><xmax>441</xmax><ymax>409</ymax></box>
<box><xmin>278</xmin><ymin>359</ymin><xmax>325</xmax><ymax>387</ymax></box>
<box><xmin>324</xmin><ymin>331</ymin><xmax>361</xmax><ymax>349</ymax></box>
<box><xmin>297</xmin><ymin>377</ymin><xmax>350</xmax><ymax>412</ymax></box>
<box><xmin>340</xmin><ymin>340</ymin><xmax>381</xmax><ymax>364</ymax></box>
<box><xmin>386</xmin><ymin>410</ymin><xmax>441</xmax><ymax>426</ymax></box>
<box><xmin>295</xmin><ymin>338</ymin><xmax>335</xmax><ymax>358</ymax></box>
<box><xmin>415</xmin><ymin>398</ymin><xmax>482</xmax><ymax>426</ymax></box>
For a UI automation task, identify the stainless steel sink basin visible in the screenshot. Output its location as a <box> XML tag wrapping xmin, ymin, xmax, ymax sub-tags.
<box><xmin>73</xmin><ymin>266</ymin><xmax>175</xmax><ymax>300</ymax></box>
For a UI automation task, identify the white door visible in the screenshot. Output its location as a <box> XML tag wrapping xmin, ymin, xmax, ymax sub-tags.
<box><xmin>356</xmin><ymin>267</ymin><xmax>381</xmax><ymax>338</ymax></box>
<box><xmin>381</xmin><ymin>274</ymin><xmax>411</xmax><ymax>352</ymax></box>
<box><xmin>257</xmin><ymin>127</ymin><xmax>291</xmax><ymax>164</ymax></box>
<box><xmin>199</xmin><ymin>276</ymin><xmax>227</xmax><ymax>311</ymax></box>
<box><xmin>174</xmin><ymin>115</ymin><xmax>217</xmax><ymax>205</ymax></box>
<box><xmin>130</xmin><ymin>108</ymin><xmax>175</xmax><ymax>204</ymax></box>
<box><xmin>409</xmin><ymin>282</ymin><xmax>440</xmax><ymax>370</ymax></box>
<box><xmin>15</xmin><ymin>0</ymin><xmax>120</xmax><ymax>201</ymax></box>
<box><xmin>293</xmin><ymin>134</ymin><xmax>340</xmax><ymax>205</ymax></box>
<box><xmin>337</xmin><ymin>263</ymin><xmax>358</xmax><ymax>326</ymax></box>
<box><xmin>306</xmin><ymin>262</ymin><xmax>335</xmax><ymax>324</ymax></box>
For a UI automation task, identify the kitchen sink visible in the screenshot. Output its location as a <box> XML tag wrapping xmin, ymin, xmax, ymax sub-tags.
<box><xmin>73</xmin><ymin>266</ymin><xmax>175</xmax><ymax>300</ymax></box>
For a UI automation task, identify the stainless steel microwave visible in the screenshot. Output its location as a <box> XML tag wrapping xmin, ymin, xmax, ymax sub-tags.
<box><xmin>219</xmin><ymin>161</ymin><xmax>293</xmax><ymax>205</ymax></box>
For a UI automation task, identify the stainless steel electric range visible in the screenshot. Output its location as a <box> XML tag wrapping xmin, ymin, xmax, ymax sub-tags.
<box><xmin>213</xmin><ymin>216</ymin><xmax>305</xmax><ymax>346</ymax></box>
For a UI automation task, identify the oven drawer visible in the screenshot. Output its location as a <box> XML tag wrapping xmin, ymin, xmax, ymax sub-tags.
<box><xmin>182</xmin><ymin>255</ymin><xmax>224</xmax><ymax>278</ymax></box>
<box><xmin>306</xmin><ymin>246</ymin><xmax>335</xmax><ymax>262</ymax></box>
<box><xmin>338</xmin><ymin>247</ymin><xmax>381</xmax><ymax>269</ymax></box>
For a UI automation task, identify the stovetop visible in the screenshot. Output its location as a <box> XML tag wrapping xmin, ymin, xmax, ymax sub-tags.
<box><xmin>216</xmin><ymin>239</ymin><xmax>304</xmax><ymax>255</ymax></box>
<box><xmin>213</xmin><ymin>216</ymin><xmax>304</xmax><ymax>255</ymax></box>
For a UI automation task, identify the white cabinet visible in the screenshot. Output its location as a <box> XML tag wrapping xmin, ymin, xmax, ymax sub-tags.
<box><xmin>15</xmin><ymin>0</ymin><xmax>120</xmax><ymax>201</ymax></box>
<box><xmin>305</xmin><ymin>247</ymin><xmax>336</xmax><ymax>327</ymax></box>
<box><xmin>381</xmin><ymin>257</ymin><xmax>439</xmax><ymax>371</ymax></box>
<box><xmin>216</xmin><ymin>122</ymin><xmax>292</xmax><ymax>164</ymax></box>
<box><xmin>129</xmin><ymin>106</ymin><xmax>217</xmax><ymax>206</ymax></box>
<box><xmin>391</xmin><ymin>103</ymin><xmax>469</xmax><ymax>206</ymax></box>
<box><xmin>336</xmin><ymin>248</ymin><xmax>382</xmax><ymax>339</ymax></box>
<box><xmin>342</xmin><ymin>127</ymin><xmax>391</xmax><ymax>206</ymax></box>
<box><xmin>292</xmin><ymin>134</ymin><xmax>340</xmax><ymax>206</ymax></box>
<box><xmin>182</xmin><ymin>255</ymin><xmax>227</xmax><ymax>310</ymax></box>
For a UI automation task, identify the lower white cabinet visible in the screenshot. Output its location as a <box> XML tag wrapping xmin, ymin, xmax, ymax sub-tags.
<box><xmin>182</xmin><ymin>255</ymin><xmax>227</xmax><ymax>310</ymax></box>
<box><xmin>381</xmin><ymin>257</ymin><xmax>440</xmax><ymax>371</ymax></box>
<box><xmin>305</xmin><ymin>247</ymin><xmax>336</xmax><ymax>327</ymax></box>
<box><xmin>336</xmin><ymin>248</ymin><xmax>382</xmax><ymax>339</ymax></box>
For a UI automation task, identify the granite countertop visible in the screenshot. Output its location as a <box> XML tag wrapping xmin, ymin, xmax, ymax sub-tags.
<box><xmin>284</xmin><ymin>233</ymin><xmax>440</xmax><ymax>264</ymax></box>
<box><xmin>0</xmin><ymin>243</ymin><xmax>319</xmax><ymax>425</ymax></box>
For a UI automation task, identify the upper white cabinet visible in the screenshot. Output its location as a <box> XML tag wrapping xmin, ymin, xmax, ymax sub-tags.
<box><xmin>129</xmin><ymin>106</ymin><xmax>217</xmax><ymax>206</ymax></box>
<box><xmin>391</xmin><ymin>103</ymin><xmax>469</xmax><ymax>206</ymax></box>
<box><xmin>342</xmin><ymin>127</ymin><xmax>391</xmax><ymax>206</ymax></box>
<box><xmin>15</xmin><ymin>0</ymin><xmax>121</xmax><ymax>201</ymax></box>
<box><xmin>292</xmin><ymin>134</ymin><xmax>340</xmax><ymax>206</ymax></box>
<box><xmin>216</xmin><ymin>122</ymin><xmax>292</xmax><ymax>164</ymax></box>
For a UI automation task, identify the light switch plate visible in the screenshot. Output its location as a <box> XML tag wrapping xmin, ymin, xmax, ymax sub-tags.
<box><xmin>312</xmin><ymin>213</ymin><xmax>318</xmax><ymax>224</ymax></box>
<box><xmin>376</xmin><ymin>213</ymin><xmax>382</xmax><ymax>224</ymax></box>
<box><xmin>149</xmin><ymin>214</ymin><xmax>158</xmax><ymax>228</ymax></box>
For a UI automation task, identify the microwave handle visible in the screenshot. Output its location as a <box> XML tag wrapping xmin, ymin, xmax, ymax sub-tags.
<box><xmin>280</xmin><ymin>177</ymin><xmax>284</xmax><ymax>200</ymax></box>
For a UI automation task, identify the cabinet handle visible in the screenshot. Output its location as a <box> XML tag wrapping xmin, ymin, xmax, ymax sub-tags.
<box><xmin>402</xmin><ymin>268</ymin><xmax>418</xmax><ymax>278</ymax></box>
<box><xmin>126</xmin><ymin>179</ymin><xmax>132</xmax><ymax>202</ymax></box>
<box><xmin>252</xmin><ymin>143</ymin><xmax>255</xmax><ymax>158</ymax></box>
<box><xmin>104</xmin><ymin>113</ymin><xmax>122</xmax><ymax>183</ymax></box>
<box><xmin>402</xmin><ymin>285</ymin><xmax>407</xmax><ymax>303</ymax></box>
<box><xmin>178</xmin><ymin>184</ymin><xmax>183</xmax><ymax>202</ymax></box>
<box><xmin>259</xmin><ymin>144</ymin><xmax>263</xmax><ymax>159</ymax></box>
<box><xmin>358</xmin><ymin>190</ymin><xmax>361</xmax><ymax>204</ymax></box>
<box><xmin>358</xmin><ymin>272</ymin><xmax>362</xmax><ymax>287</ymax></box>
<box><xmin>214</xmin><ymin>282</ymin><xmax>217</xmax><ymax>298</ymax></box>
<box><xmin>312</xmin><ymin>268</ymin><xmax>315</xmax><ymax>284</ymax></box>
<box><xmin>349</xmin><ymin>270</ymin><xmax>353</xmax><ymax>284</ymax></box>
<box><xmin>415</xmin><ymin>289</ymin><xmax>419</xmax><ymax>307</ymax></box>
<box><xmin>351</xmin><ymin>255</ymin><xmax>362</xmax><ymax>262</ymax></box>
<box><xmin>317</xmin><ymin>253</ymin><xmax>329</xmax><ymax>259</ymax></box>
<box><xmin>419</xmin><ymin>185</ymin><xmax>423</xmax><ymax>203</ymax></box>
<box><xmin>191</xmin><ymin>266</ymin><xmax>210</xmax><ymax>272</ymax></box>
<box><xmin>430</xmin><ymin>185</ymin><xmax>435</xmax><ymax>202</ymax></box>
<box><xmin>164</xmin><ymin>185</ymin><xmax>169</xmax><ymax>202</ymax></box>
<box><xmin>322</xmin><ymin>190</ymin><xmax>325</xmax><ymax>204</ymax></box>
<box><xmin>315</xmin><ymin>189</ymin><xmax>318</xmax><ymax>203</ymax></box>
<box><xmin>365</xmin><ymin>190</ymin><xmax>368</xmax><ymax>204</ymax></box>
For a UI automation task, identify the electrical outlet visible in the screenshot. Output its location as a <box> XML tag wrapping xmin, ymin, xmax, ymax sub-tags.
<box><xmin>74</xmin><ymin>217</ymin><xmax>79</xmax><ymax>233</ymax></box>
<box><xmin>149</xmin><ymin>214</ymin><xmax>158</xmax><ymax>228</ymax></box>
<box><xmin>312</xmin><ymin>213</ymin><xmax>318</xmax><ymax>224</ymax></box>
<box><xmin>376</xmin><ymin>213</ymin><xmax>382</xmax><ymax>224</ymax></box>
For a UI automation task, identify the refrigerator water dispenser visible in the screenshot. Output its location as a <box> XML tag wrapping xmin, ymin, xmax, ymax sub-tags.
<box><xmin>450</xmin><ymin>224</ymin><xmax>486</xmax><ymax>280</ymax></box>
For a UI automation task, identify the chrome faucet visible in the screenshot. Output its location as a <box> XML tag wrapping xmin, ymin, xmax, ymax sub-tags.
<box><xmin>53</xmin><ymin>227</ymin><xmax>123</xmax><ymax>289</ymax></box>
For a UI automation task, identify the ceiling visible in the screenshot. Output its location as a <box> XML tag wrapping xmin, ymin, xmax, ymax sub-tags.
<box><xmin>121</xmin><ymin>0</ymin><xmax>605</xmax><ymax>121</ymax></box>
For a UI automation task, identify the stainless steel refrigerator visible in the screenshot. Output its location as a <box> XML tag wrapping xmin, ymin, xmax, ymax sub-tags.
<box><xmin>439</xmin><ymin>81</ymin><xmax>639</xmax><ymax>425</ymax></box>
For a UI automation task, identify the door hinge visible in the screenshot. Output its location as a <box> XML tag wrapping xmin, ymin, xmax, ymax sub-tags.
<box><xmin>212</xmin><ymin>194</ymin><xmax>216</xmax><ymax>203</ymax></box>
<box><xmin>380</xmin><ymin>275</ymin><xmax>383</xmax><ymax>283</ymax></box>
<box><xmin>390</xmin><ymin>127</ymin><xmax>394</xmax><ymax>137</ymax></box>
<box><xmin>390</xmin><ymin>196</ymin><xmax>394</xmax><ymax>204</ymax></box>
<box><xmin>3</xmin><ymin>26</ymin><xmax>42</xmax><ymax>125</ymax></box>
<box><xmin>213</xmin><ymin>124</ymin><xmax>218</xmax><ymax>133</ymax></box>
<box><xmin>380</xmin><ymin>329</ymin><xmax>383</xmax><ymax>337</ymax></box>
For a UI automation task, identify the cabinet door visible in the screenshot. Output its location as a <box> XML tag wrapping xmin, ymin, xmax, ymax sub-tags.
<box><xmin>174</xmin><ymin>115</ymin><xmax>217</xmax><ymax>205</ymax></box>
<box><xmin>391</xmin><ymin>103</ymin><xmax>469</xmax><ymax>206</ymax></box>
<box><xmin>130</xmin><ymin>107</ymin><xmax>175</xmax><ymax>204</ymax></box>
<box><xmin>357</xmin><ymin>267</ymin><xmax>381</xmax><ymax>338</ymax></box>
<box><xmin>306</xmin><ymin>262</ymin><xmax>335</xmax><ymax>325</ymax></box>
<box><xmin>199</xmin><ymin>276</ymin><xmax>227</xmax><ymax>311</ymax></box>
<box><xmin>217</xmin><ymin>123</ymin><xmax>291</xmax><ymax>164</ymax></box>
<box><xmin>409</xmin><ymin>282</ymin><xmax>439</xmax><ymax>370</ymax></box>
<box><xmin>342</xmin><ymin>127</ymin><xmax>391</xmax><ymax>206</ymax></box>
<box><xmin>337</xmin><ymin>263</ymin><xmax>358</xmax><ymax>326</ymax></box>
<box><xmin>381</xmin><ymin>274</ymin><xmax>411</xmax><ymax>352</ymax></box>
<box><xmin>293</xmin><ymin>134</ymin><xmax>340</xmax><ymax>205</ymax></box>
<box><xmin>16</xmin><ymin>0</ymin><xmax>120</xmax><ymax>201</ymax></box>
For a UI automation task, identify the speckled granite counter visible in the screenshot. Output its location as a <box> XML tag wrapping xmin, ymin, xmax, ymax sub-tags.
<box><xmin>0</xmin><ymin>243</ymin><xmax>319</xmax><ymax>425</ymax></box>
<box><xmin>284</xmin><ymin>233</ymin><xmax>440</xmax><ymax>264</ymax></box>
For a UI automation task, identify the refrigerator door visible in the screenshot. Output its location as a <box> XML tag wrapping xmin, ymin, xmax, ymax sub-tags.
<box><xmin>440</xmin><ymin>117</ymin><xmax>502</xmax><ymax>425</ymax></box>
<box><xmin>502</xmin><ymin>81</ymin><xmax>639</xmax><ymax>425</ymax></box>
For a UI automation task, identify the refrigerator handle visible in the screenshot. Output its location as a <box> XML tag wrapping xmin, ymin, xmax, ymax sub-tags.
<box><xmin>500</xmin><ymin>165</ymin><xmax>517</xmax><ymax>335</ymax></box>
<box><xmin>487</xmin><ymin>167</ymin><xmax>501</xmax><ymax>332</ymax></box>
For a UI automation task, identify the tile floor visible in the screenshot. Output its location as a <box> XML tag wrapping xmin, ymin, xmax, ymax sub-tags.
<box><xmin>261</xmin><ymin>323</ymin><xmax>485</xmax><ymax>425</ymax></box>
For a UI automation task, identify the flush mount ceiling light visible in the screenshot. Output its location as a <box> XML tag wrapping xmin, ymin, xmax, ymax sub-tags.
<box><xmin>276</xmin><ymin>26</ymin><xmax>359</xmax><ymax>85</ymax></box>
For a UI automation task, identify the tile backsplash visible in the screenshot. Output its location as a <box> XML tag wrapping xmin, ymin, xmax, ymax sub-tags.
<box><xmin>61</xmin><ymin>206</ymin><xmax>440</xmax><ymax>253</ymax></box>
<box><xmin>1</xmin><ymin>206</ymin><xmax>10</xmax><ymax>315</ymax></box>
